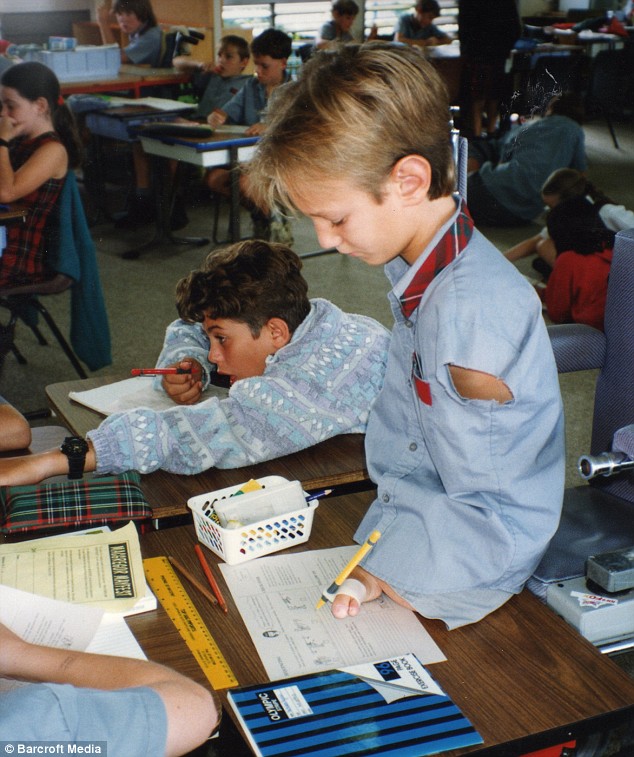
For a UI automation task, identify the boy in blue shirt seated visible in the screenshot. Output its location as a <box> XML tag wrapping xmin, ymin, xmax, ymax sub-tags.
<box><xmin>0</xmin><ymin>240</ymin><xmax>389</xmax><ymax>482</ymax></box>
<box><xmin>394</xmin><ymin>0</ymin><xmax>452</xmax><ymax>48</ymax></box>
<box><xmin>207</xmin><ymin>28</ymin><xmax>293</xmax><ymax>242</ymax></box>
<box><xmin>173</xmin><ymin>34</ymin><xmax>251</xmax><ymax>118</ymax></box>
<box><xmin>247</xmin><ymin>43</ymin><xmax>565</xmax><ymax>629</ymax></box>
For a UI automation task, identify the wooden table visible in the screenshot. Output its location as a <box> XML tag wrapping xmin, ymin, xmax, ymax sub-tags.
<box><xmin>130</xmin><ymin>488</ymin><xmax>634</xmax><ymax>756</ymax></box>
<box><xmin>46</xmin><ymin>376</ymin><xmax>371</xmax><ymax>520</ymax></box>
<box><xmin>60</xmin><ymin>66</ymin><xmax>189</xmax><ymax>98</ymax></box>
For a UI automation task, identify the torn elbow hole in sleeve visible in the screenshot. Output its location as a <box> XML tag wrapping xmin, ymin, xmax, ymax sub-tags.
<box><xmin>449</xmin><ymin>364</ymin><xmax>514</xmax><ymax>404</ymax></box>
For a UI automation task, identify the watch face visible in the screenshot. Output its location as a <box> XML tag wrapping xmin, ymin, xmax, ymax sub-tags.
<box><xmin>61</xmin><ymin>437</ymin><xmax>89</xmax><ymax>456</ymax></box>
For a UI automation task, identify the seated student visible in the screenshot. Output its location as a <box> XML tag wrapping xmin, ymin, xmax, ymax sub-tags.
<box><xmin>505</xmin><ymin>168</ymin><xmax>634</xmax><ymax>272</ymax></box>
<box><xmin>316</xmin><ymin>0</ymin><xmax>359</xmax><ymax>48</ymax></box>
<box><xmin>247</xmin><ymin>43</ymin><xmax>564</xmax><ymax>629</ymax></box>
<box><xmin>207</xmin><ymin>28</ymin><xmax>293</xmax><ymax>242</ymax></box>
<box><xmin>0</xmin><ymin>240</ymin><xmax>389</xmax><ymax>483</ymax></box>
<box><xmin>97</xmin><ymin>0</ymin><xmax>169</xmax><ymax>230</ymax></box>
<box><xmin>0</xmin><ymin>395</ymin><xmax>31</xmax><ymax>451</ymax></box>
<box><xmin>394</xmin><ymin>0</ymin><xmax>452</xmax><ymax>48</ymax></box>
<box><xmin>97</xmin><ymin>0</ymin><xmax>162</xmax><ymax>66</ymax></box>
<box><xmin>173</xmin><ymin>34</ymin><xmax>251</xmax><ymax>119</ymax></box>
<box><xmin>0</xmin><ymin>621</ymin><xmax>218</xmax><ymax>755</ymax></box>
<box><xmin>467</xmin><ymin>94</ymin><xmax>586</xmax><ymax>228</ymax></box>
<box><xmin>315</xmin><ymin>0</ymin><xmax>377</xmax><ymax>49</ymax></box>
<box><xmin>0</xmin><ymin>62</ymin><xmax>82</xmax><ymax>290</ymax></box>
<box><xmin>541</xmin><ymin>195</ymin><xmax>614</xmax><ymax>331</ymax></box>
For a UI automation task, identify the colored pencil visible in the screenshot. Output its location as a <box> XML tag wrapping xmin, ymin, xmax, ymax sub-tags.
<box><xmin>316</xmin><ymin>530</ymin><xmax>381</xmax><ymax>609</ymax></box>
<box><xmin>131</xmin><ymin>367</ymin><xmax>200</xmax><ymax>376</ymax></box>
<box><xmin>167</xmin><ymin>555</ymin><xmax>218</xmax><ymax>606</ymax></box>
<box><xmin>194</xmin><ymin>544</ymin><xmax>228</xmax><ymax>613</ymax></box>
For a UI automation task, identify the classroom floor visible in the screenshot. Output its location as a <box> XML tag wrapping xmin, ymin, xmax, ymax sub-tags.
<box><xmin>1</xmin><ymin>115</ymin><xmax>633</xmax><ymax>714</ymax></box>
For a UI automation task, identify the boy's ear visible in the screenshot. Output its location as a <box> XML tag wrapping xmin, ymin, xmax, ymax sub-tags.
<box><xmin>390</xmin><ymin>155</ymin><xmax>432</xmax><ymax>206</ymax></box>
<box><xmin>266</xmin><ymin>317</ymin><xmax>291</xmax><ymax>348</ymax></box>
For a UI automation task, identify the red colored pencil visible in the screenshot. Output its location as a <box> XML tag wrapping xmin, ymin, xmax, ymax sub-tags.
<box><xmin>194</xmin><ymin>544</ymin><xmax>228</xmax><ymax>613</ymax></box>
<box><xmin>130</xmin><ymin>367</ymin><xmax>200</xmax><ymax>376</ymax></box>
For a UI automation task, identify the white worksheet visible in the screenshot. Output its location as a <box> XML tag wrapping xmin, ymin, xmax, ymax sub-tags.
<box><xmin>220</xmin><ymin>546</ymin><xmax>446</xmax><ymax>680</ymax></box>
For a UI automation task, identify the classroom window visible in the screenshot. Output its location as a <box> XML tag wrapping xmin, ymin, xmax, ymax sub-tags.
<box><xmin>221</xmin><ymin>0</ymin><xmax>458</xmax><ymax>41</ymax></box>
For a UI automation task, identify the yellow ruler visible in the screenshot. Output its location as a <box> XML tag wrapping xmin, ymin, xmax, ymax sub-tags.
<box><xmin>143</xmin><ymin>556</ymin><xmax>238</xmax><ymax>690</ymax></box>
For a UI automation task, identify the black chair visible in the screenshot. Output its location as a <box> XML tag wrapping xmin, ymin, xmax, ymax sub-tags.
<box><xmin>530</xmin><ymin>229</ymin><xmax>634</xmax><ymax>602</ymax></box>
<box><xmin>585</xmin><ymin>49</ymin><xmax>631</xmax><ymax>150</ymax></box>
<box><xmin>0</xmin><ymin>173</ymin><xmax>111</xmax><ymax>380</ymax></box>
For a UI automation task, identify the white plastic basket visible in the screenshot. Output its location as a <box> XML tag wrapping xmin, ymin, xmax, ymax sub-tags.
<box><xmin>187</xmin><ymin>476</ymin><xmax>316</xmax><ymax>565</ymax></box>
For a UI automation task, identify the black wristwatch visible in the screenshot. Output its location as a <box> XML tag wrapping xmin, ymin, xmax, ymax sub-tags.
<box><xmin>60</xmin><ymin>436</ymin><xmax>89</xmax><ymax>480</ymax></box>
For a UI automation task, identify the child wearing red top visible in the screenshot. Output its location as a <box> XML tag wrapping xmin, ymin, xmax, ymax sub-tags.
<box><xmin>542</xmin><ymin>195</ymin><xmax>614</xmax><ymax>331</ymax></box>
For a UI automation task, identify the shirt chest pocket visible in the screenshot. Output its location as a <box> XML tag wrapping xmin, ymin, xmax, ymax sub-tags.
<box><xmin>411</xmin><ymin>351</ymin><xmax>432</xmax><ymax>406</ymax></box>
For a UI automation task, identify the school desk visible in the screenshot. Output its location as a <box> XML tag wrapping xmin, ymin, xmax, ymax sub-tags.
<box><xmin>84</xmin><ymin>100</ymin><xmax>211</xmax><ymax>256</ymax></box>
<box><xmin>128</xmin><ymin>488</ymin><xmax>634</xmax><ymax>756</ymax></box>
<box><xmin>60</xmin><ymin>66</ymin><xmax>190</xmax><ymax>99</ymax></box>
<box><xmin>139</xmin><ymin>128</ymin><xmax>259</xmax><ymax>244</ymax></box>
<box><xmin>45</xmin><ymin>375</ymin><xmax>371</xmax><ymax>521</ymax></box>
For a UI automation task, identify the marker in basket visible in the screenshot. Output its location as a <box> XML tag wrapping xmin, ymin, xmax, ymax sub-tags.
<box><xmin>305</xmin><ymin>488</ymin><xmax>333</xmax><ymax>503</ymax></box>
<box><xmin>316</xmin><ymin>530</ymin><xmax>382</xmax><ymax>610</ymax></box>
<box><xmin>130</xmin><ymin>367</ymin><xmax>200</xmax><ymax>376</ymax></box>
<box><xmin>167</xmin><ymin>555</ymin><xmax>218</xmax><ymax>606</ymax></box>
<box><xmin>194</xmin><ymin>544</ymin><xmax>228</xmax><ymax>613</ymax></box>
<box><xmin>231</xmin><ymin>478</ymin><xmax>262</xmax><ymax>496</ymax></box>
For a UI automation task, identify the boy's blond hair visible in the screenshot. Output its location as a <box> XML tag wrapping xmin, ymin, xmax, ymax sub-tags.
<box><xmin>247</xmin><ymin>42</ymin><xmax>455</xmax><ymax>212</ymax></box>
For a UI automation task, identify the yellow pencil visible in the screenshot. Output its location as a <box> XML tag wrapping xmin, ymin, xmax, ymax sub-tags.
<box><xmin>316</xmin><ymin>530</ymin><xmax>381</xmax><ymax>609</ymax></box>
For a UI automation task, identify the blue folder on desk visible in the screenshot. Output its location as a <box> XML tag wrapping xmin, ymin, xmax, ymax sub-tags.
<box><xmin>137</xmin><ymin>123</ymin><xmax>259</xmax><ymax>151</ymax></box>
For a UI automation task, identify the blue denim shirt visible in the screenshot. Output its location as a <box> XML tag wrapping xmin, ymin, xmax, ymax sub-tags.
<box><xmin>357</xmin><ymin>200</ymin><xmax>565</xmax><ymax>629</ymax></box>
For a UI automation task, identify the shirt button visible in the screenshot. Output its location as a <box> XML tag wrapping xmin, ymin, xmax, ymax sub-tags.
<box><xmin>405</xmin><ymin>320</ymin><xmax>413</xmax><ymax>328</ymax></box>
<box><xmin>409</xmin><ymin>442</ymin><xmax>417</xmax><ymax>451</ymax></box>
<box><xmin>382</xmin><ymin>492</ymin><xmax>390</xmax><ymax>503</ymax></box>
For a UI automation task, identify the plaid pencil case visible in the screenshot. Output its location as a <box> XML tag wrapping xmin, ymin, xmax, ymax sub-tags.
<box><xmin>0</xmin><ymin>471</ymin><xmax>151</xmax><ymax>534</ymax></box>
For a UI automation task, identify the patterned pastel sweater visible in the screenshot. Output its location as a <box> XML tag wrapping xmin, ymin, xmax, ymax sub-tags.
<box><xmin>88</xmin><ymin>299</ymin><xmax>389</xmax><ymax>475</ymax></box>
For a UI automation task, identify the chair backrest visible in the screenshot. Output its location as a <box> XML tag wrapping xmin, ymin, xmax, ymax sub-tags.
<box><xmin>589</xmin><ymin>228</ymin><xmax>634</xmax><ymax>502</ymax></box>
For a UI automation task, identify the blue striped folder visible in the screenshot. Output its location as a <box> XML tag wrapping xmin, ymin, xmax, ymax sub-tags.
<box><xmin>228</xmin><ymin>654</ymin><xmax>483</xmax><ymax>756</ymax></box>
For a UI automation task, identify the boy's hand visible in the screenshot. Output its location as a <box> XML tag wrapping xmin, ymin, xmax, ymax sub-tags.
<box><xmin>245</xmin><ymin>122</ymin><xmax>266</xmax><ymax>137</ymax></box>
<box><xmin>161</xmin><ymin>359</ymin><xmax>204</xmax><ymax>405</ymax></box>
<box><xmin>0</xmin><ymin>113</ymin><xmax>17</xmax><ymax>143</ymax></box>
<box><xmin>330</xmin><ymin>567</ymin><xmax>382</xmax><ymax>619</ymax></box>
<box><xmin>207</xmin><ymin>109</ymin><xmax>227</xmax><ymax>129</ymax></box>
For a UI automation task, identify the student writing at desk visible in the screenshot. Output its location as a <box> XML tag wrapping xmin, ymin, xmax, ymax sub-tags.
<box><xmin>394</xmin><ymin>0</ymin><xmax>452</xmax><ymax>48</ymax></box>
<box><xmin>0</xmin><ymin>62</ymin><xmax>82</xmax><ymax>290</ymax></box>
<box><xmin>206</xmin><ymin>29</ymin><xmax>293</xmax><ymax>242</ymax></box>
<box><xmin>0</xmin><ymin>621</ymin><xmax>218</xmax><ymax>755</ymax></box>
<box><xmin>248</xmin><ymin>43</ymin><xmax>565</xmax><ymax>629</ymax></box>
<box><xmin>173</xmin><ymin>34</ymin><xmax>251</xmax><ymax>120</ymax></box>
<box><xmin>0</xmin><ymin>240</ymin><xmax>388</xmax><ymax>483</ymax></box>
<box><xmin>315</xmin><ymin>0</ymin><xmax>378</xmax><ymax>50</ymax></box>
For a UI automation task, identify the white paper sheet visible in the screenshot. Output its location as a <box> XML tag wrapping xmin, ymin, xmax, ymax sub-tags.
<box><xmin>68</xmin><ymin>376</ymin><xmax>227</xmax><ymax>416</ymax></box>
<box><xmin>0</xmin><ymin>586</ymin><xmax>147</xmax><ymax>694</ymax></box>
<box><xmin>220</xmin><ymin>546</ymin><xmax>446</xmax><ymax>680</ymax></box>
